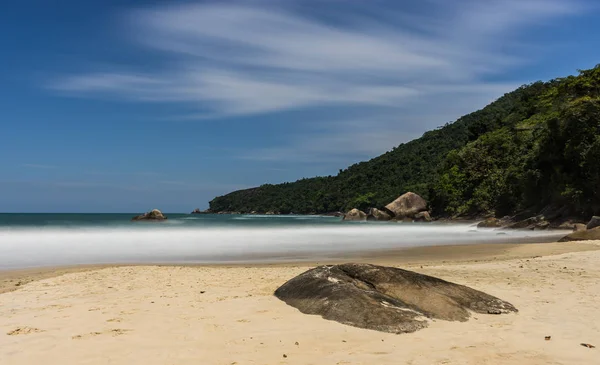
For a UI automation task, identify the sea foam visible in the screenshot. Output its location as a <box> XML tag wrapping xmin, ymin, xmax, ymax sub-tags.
<box><xmin>0</xmin><ymin>224</ymin><xmax>565</xmax><ymax>270</ymax></box>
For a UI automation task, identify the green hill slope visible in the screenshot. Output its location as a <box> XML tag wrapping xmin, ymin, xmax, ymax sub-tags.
<box><xmin>209</xmin><ymin>66</ymin><xmax>600</xmax><ymax>218</ymax></box>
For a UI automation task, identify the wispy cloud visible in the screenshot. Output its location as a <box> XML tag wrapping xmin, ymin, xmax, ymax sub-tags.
<box><xmin>49</xmin><ymin>0</ymin><xmax>587</xmax><ymax>118</ymax></box>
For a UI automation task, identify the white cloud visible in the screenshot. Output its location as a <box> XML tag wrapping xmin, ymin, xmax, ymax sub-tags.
<box><xmin>50</xmin><ymin>0</ymin><xmax>586</xmax><ymax>118</ymax></box>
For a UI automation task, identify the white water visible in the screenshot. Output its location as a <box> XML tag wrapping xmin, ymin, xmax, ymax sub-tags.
<box><xmin>0</xmin><ymin>225</ymin><xmax>567</xmax><ymax>270</ymax></box>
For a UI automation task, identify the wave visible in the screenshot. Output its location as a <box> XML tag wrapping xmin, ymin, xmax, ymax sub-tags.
<box><xmin>0</xmin><ymin>225</ymin><xmax>566</xmax><ymax>270</ymax></box>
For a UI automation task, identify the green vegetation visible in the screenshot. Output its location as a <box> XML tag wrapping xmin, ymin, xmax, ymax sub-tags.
<box><xmin>209</xmin><ymin>66</ymin><xmax>600</xmax><ymax>218</ymax></box>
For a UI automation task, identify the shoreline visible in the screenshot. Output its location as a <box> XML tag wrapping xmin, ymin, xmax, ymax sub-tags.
<box><xmin>2</xmin><ymin>239</ymin><xmax>599</xmax><ymax>364</ymax></box>
<box><xmin>2</xmin><ymin>240</ymin><xmax>599</xmax><ymax>295</ymax></box>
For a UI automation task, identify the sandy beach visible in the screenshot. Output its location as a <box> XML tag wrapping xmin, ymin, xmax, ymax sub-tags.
<box><xmin>1</xmin><ymin>241</ymin><xmax>599</xmax><ymax>365</ymax></box>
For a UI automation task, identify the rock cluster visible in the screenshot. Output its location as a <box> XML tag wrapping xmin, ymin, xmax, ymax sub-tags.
<box><xmin>343</xmin><ymin>192</ymin><xmax>431</xmax><ymax>222</ymax></box>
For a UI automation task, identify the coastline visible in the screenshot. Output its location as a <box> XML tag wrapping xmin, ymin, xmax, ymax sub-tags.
<box><xmin>2</xmin><ymin>240</ymin><xmax>599</xmax><ymax>365</ymax></box>
<box><xmin>2</xmin><ymin>239</ymin><xmax>598</xmax><ymax>294</ymax></box>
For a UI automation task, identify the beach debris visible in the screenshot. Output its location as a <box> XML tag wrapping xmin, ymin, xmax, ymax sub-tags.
<box><xmin>283</xmin><ymin>354</ymin><xmax>288</xmax><ymax>358</ymax></box>
<box><xmin>545</xmin><ymin>336</ymin><xmax>551</xmax><ymax>341</ymax></box>
<box><xmin>275</xmin><ymin>263</ymin><xmax>517</xmax><ymax>334</ymax></box>
<box><xmin>295</xmin><ymin>341</ymin><xmax>299</xmax><ymax>346</ymax></box>
<box><xmin>200</xmin><ymin>291</ymin><xmax>206</xmax><ymax>294</ymax></box>
<box><xmin>7</xmin><ymin>327</ymin><xmax>44</xmax><ymax>336</ymax></box>
<box><xmin>581</xmin><ymin>343</ymin><xmax>595</xmax><ymax>348</ymax></box>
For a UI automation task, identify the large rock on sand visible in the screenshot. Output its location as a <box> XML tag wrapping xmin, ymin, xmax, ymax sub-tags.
<box><xmin>274</xmin><ymin>263</ymin><xmax>517</xmax><ymax>334</ymax></box>
<box><xmin>586</xmin><ymin>216</ymin><xmax>600</xmax><ymax>230</ymax></box>
<box><xmin>367</xmin><ymin>208</ymin><xmax>392</xmax><ymax>221</ymax></box>
<box><xmin>559</xmin><ymin>226</ymin><xmax>600</xmax><ymax>242</ymax></box>
<box><xmin>132</xmin><ymin>209</ymin><xmax>167</xmax><ymax>221</ymax></box>
<box><xmin>343</xmin><ymin>208</ymin><xmax>367</xmax><ymax>221</ymax></box>
<box><xmin>384</xmin><ymin>192</ymin><xmax>427</xmax><ymax>219</ymax></box>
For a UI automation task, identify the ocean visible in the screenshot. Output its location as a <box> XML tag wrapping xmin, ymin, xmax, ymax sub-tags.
<box><xmin>0</xmin><ymin>213</ymin><xmax>566</xmax><ymax>270</ymax></box>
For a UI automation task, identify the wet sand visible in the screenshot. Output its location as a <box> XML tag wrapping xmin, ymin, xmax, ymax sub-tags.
<box><xmin>1</xmin><ymin>240</ymin><xmax>599</xmax><ymax>364</ymax></box>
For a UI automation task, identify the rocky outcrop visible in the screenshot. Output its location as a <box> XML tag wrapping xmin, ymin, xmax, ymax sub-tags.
<box><xmin>477</xmin><ymin>217</ymin><xmax>502</xmax><ymax>228</ymax></box>
<box><xmin>384</xmin><ymin>192</ymin><xmax>427</xmax><ymax>219</ymax></box>
<box><xmin>503</xmin><ymin>215</ymin><xmax>549</xmax><ymax>230</ymax></box>
<box><xmin>343</xmin><ymin>208</ymin><xmax>367</xmax><ymax>221</ymax></box>
<box><xmin>413</xmin><ymin>211</ymin><xmax>432</xmax><ymax>222</ymax></box>
<box><xmin>586</xmin><ymin>216</ymin><xmax>600</xmax><ymax>230</ymax></box>
<box><xmin>367</xmin><ymin>208</ymin><xmax>391</xmax><ymax>221</ymax></box>
<box><xmin>132</xmin><ymin>209</ymin><xmax>167</xmax><ymax>221</ymax></box>
<box><xmin>559</xmin><ymin>227</ymin><xmax>600</xmax><ymax>242</ymax></box>
<box><xmin>274</xmin><ymin>263</ymin><xmax>517</xmax><ymax>334</ymax></box>
<box><xmin>191</xmin><ymin>208</ymin><xmax>212</xmax><ymax>214</ymax></box>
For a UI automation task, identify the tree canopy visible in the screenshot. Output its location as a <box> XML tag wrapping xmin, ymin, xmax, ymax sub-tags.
<box><xmin>209</xmin><ymin>66</ymin><xmax>600</xmax><ymax>218</ymax></box>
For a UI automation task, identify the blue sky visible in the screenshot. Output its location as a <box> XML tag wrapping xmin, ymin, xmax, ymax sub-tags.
<box><xmin>1</xmin><ymin>0</ymin><xmax>599</xmax><ymax>212</ymax></box>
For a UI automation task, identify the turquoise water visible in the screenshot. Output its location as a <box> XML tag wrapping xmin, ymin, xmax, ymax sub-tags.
<box><xmin>0</xmin><ymin>213</ymin><xmax>342</xmax><ymax>228</ymax></box>
<box><xmin>0</xmin><ymin>213</ymin><xmax>566</xmax><ymax>270</ymax></box>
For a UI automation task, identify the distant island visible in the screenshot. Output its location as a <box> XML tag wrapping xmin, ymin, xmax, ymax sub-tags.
<box><xmin>208</xmin><ymin>66</ymin><xmax>600</xmax><ymax>223</ymax></box>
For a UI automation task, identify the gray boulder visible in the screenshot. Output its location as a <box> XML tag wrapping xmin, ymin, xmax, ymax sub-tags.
<box><xmin>132</xmin><ymin>209</ymin><xmax>167</xmax><ymax>221</ymax></box>
<box><xmin>343</xmin><ymin>208</ymin><xmax>367</xmax><ymax>221</ymax></box>
<box><xmin>586</xmin><ymin>216</ymin><xmax>600</xmax><ymax>230</ymax></box>
<box><xmin>384</xmin><ymin>192</ymin><xmax>427</xmax><ymax>219</ymax></box>
<box><xmin>367</xmin><ymin>208</ymin><xmax>392</xmax><ymax>221</ymax></box>
<box><xmin>559</xmin><ymin>226</ymin><xmax>600</xmax><ymax>242</ymax></box>
<box><xmin>274</xmin><ymin>263</ymin><xmax>517</xmax><ymax>334</ymax></box>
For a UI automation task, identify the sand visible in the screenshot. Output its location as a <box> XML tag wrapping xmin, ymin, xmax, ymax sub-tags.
<box><xmin>1</xmin><ymin>241</ymin><xmax>599</xmax><ymax>365</ymax></box>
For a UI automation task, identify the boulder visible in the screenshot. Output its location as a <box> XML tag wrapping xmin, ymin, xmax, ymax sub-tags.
<box><xmin>574</xmin><ymin>223</ymin><xmax>587</xmax><ymax>232</ymax></box>
<box><xmin>384</xmin><ymin>192</ymin><xmax>427</xmax><ymax>219</ymax></box>
<box><xmin>274</xmin><ymin>263</ymin><xmax>517</xmax><ymax>334</ymax></box>
<box><xmin>477</xmin><ymin>218</ymin><xmax>502</xmax><ymax>228</ymax></box>
<box><xmin>343</xmin><ymin>208</ymin><xmax>367</xmax><ymax>221</ymax></box>
<box><xmin>367</xmin><ymin>208</ymin><xmax>392</xmax><ymax>221</ymax></box>
<box><xmin>414</xmin><ymin>211</ymin><xmax>432</xmax><ymax>222</ymax></box>
<box><xmin>586</xmin><ymin>216</ymin><xmax>600</xmax><ymax>230</ymax></box>
<box><xmin>503</xmin><ymin>215</ymin><xmax>548</xmax><ymax>230</ymax></box>
<box><xmin>559</xmin><ymin>227</ymin><xmax>600</xmax><ymax>242</ymax></box>
<box><xmin>132</xmin><ymin>209</ymin><xmax>167</xmax><ymax>221</ymax></box>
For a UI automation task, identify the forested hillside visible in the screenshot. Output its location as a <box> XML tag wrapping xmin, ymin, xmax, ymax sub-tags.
<box><xmin>209</xmin><ymin>66</ymin><xmax>600</xmax><ymax>218</ymax></box>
